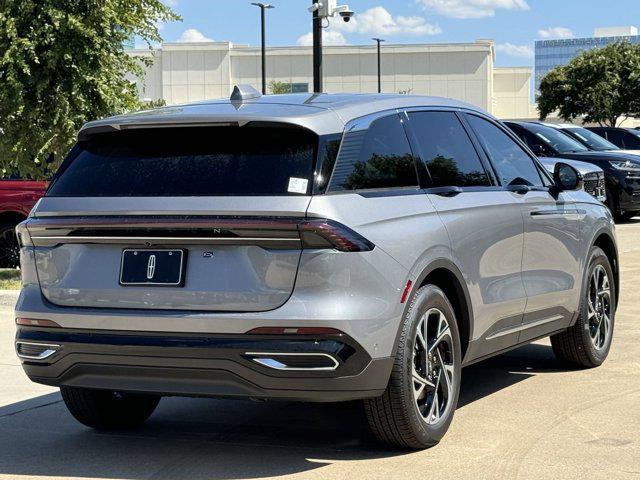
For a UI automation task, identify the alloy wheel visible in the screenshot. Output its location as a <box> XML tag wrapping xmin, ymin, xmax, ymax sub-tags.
<box><xmin>588</xmin><ymin>264</ymin><xmax>612</xmax><ymax>350</ymax></box>
<box><xmin>412</xmin><ymin>308</ymin><xmax>455</xmax><ymax>425</ymax></box>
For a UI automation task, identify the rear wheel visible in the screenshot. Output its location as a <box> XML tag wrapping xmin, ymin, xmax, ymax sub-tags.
<box><xmin>364</xmin><ymin>285</ymin><xmax>461</xmax><ymax>449</ymax></box>
<box><xmin>0</xmin><ymin>222</ymin><xmax>21</xmax><ymax>268</ymax></box>
<box><xmin>551</xmin><ymin>247</ymin><xmax>615</xmax><ymax>368</ymax></box>
<box><xmin>61</xmin><ymin>386</ymin><xmax>160</xmax><ymax>430</ymax></box>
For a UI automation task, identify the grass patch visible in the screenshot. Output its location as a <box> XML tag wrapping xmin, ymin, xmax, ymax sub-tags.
<box><xmin>0</xmin><ymin>268</ymin><xmax>21</xmax><ymax>289</ymax></box>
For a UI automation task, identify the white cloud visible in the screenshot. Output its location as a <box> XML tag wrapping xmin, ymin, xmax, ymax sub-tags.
<box><xmin>495</xmin><ymin>42</ymin><xmax>534</xmax><ymax>58</ymax></box>
<box><xmin>332</xmin><ymin>6</ymin><xmax>441</xmax><ymax>36</ymax></box>
<box><xmin>417</xmin><ymin>0</ymin><xmax>529</xmax><ymax>19</ymax></box>
<box><xmin>176</xmin><ymin>28</ymin><xmax>213</xmax><ymax>43</ymax></box>
<box><xmin>297</xmin><ymin>30</ymin><xmax>349</xmax><ymax>46</ymax></box>
<box><xmin>538</xmin><ymin>27</ymin><xmax>573</xmax><ymax>39</ymax></box>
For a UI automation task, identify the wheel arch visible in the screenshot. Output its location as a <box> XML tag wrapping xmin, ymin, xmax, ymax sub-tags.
<box><xmin>0</xmin><ymin>211</ymin><xmax>27</xmax><ymax>226</ymax></box>
<box><xmin>403</xmin><ymin>259</ymin><xmax>474</xmax><ymax>362</ymax></box>
<box><xmin>591</xmin><ymin>229</ymin><xmax>620</xmax><ymax>307</ymax></box>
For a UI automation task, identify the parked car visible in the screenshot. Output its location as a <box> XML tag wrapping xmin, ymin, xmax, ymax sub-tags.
<box><xmin>537</xmin><ymin>156</ymin><xmax>606</xmax><ymax>202</ymax></box>
<box><xmin>0</xmin><ymin>179</ymin><xmax>47</xmax><ymax>267</ymax></box>
<box><xmin>505</xmin><ymin>121</ymin><xmax>640</xmax><ymax>221</ymax></box>
<box><xmin>587</xmin><ymin>126</ymin><xmax>640</xmax><ymax>150</ymax></box>
<box><xmin>544</xmin><ymin>123</ymin><xmax>640</xmax><ymax>156</ymax></box>
<box><xmin>15</xmin><ymin>88</ymin><xmax>618</xmax><ymax>449</ymax></box>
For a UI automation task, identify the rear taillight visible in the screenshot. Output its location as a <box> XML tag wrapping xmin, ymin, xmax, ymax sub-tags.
<box><xmin>298</xmin><ymin>219</ymin><xmax>374</xmax><ymax>252</ymax></box>
<box><xmin>15</xmin><ymin>221</ymin><xmax>33</xmax><ymax>248</ymax></box>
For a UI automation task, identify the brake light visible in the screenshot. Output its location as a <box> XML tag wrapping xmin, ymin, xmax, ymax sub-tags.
<box><xmin>15</xmin><ymin>221</ymin><xmax>33</xmax><ymax>248</ymax></box>
<box><xmin>298</xmin><ymin>219</ymin><xmax>374</xmax><ymax>252</ymax></box>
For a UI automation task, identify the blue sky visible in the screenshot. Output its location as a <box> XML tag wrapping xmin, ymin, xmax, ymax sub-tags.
<box><xmin>152</xmin><ymin>0</ymin><xmax>640</xmax><ymax>67</ymax></box>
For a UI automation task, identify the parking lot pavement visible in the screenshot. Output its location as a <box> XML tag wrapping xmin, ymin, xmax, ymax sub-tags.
<box><xmin>1</xmin><ymin>223</ymin><xmax>640</xmax><ymax>480</ymax></box>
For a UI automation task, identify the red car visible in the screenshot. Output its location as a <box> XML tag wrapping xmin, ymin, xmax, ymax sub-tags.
<box><xmin>0</xmin><ymin>180</ymin><xmax>48</xmax><ymax>267</ymax></box>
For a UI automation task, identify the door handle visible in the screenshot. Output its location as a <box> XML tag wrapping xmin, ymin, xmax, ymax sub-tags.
<box><xmin>428</xmin><ymin>186</ymin><xmax>463</xmax><ymax>197</ymax></box>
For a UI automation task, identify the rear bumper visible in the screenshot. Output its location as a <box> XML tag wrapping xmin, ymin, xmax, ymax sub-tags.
<box><xmin>15</xmin><ymin>327</ymin><xmax>392</xmax><ymax>402</ymax></box>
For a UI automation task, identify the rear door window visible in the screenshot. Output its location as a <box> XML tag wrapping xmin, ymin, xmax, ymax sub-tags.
<box><xmin>328</xmin><ymin>114</ymin><xmax>419</xmax><ymax>191</ymax></box>
<box><xmin>408</xmin><ymin>111</ymin><xmax>491</xmax><ymax>187</ymax></box>
<box><xmin>47</xmin><ymin>126</ymin><xmax>318</xmax><ymax>196</ymax></box>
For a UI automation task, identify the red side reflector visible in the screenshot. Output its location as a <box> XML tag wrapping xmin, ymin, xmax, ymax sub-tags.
<box><xmin>400</xmin><ymin>280</ymin><xmax>413</xmax><ymax>304</ymax></box>
<box><xmin>16</xmin><ymin>318</ymin><xmax>61</xmax><ymax>328</ymax></box>
<box><xmin>247</xmin><ymin>327</ymin><xmax>343</xmax><ymax>335</ymax></box>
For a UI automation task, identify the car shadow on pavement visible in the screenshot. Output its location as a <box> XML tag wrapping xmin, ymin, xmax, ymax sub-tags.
<box><xmin>0</xmin><ymin>342</ymin><xmax>573</xmax><ymax>480</ymax></box>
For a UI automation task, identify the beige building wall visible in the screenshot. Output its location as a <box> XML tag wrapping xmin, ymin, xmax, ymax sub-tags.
<box><xmin>130</xmin><ymin>40</ymin><xmax>530</xmax><ymax>117</ymax></box>
<box><xmin>492</xmin><ymin>67</ymin><xmax>535</xmax><ymax>119</ymax></box>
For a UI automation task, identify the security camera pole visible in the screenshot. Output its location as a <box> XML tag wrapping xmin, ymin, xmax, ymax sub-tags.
<box><xmin>372</xmin><ymin>38</ymin><xmax>385</xmax><ymax>93</ymax></box>
<box><xmin>251</xmin><ymin>3</ymin><xmax>274</xmax><ymax>95</ymax></box>
<box><xmin>310</xmin><ymin>1</ymin><xmax>353</xmax><ymax>93</ymax></box>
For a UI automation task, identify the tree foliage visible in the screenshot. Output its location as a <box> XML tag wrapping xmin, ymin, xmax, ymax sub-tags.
<box><xmin>538</xmin><ymin>41</ymin><xmax>640</xmax><ymax>127</ymax></box>
<box><xmin>0</xmin><ymin>0</ymin><xmax>179</xmax><ymax>178</ymax></box>
<box><xmin>269</xmin><ymin>80</ymin><xmax>292</xmax><ymax>94</ymax></box>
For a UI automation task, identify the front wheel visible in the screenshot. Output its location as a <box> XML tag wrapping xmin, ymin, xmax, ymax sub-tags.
<box><xmin>551</xmin><ymin>246</ymin><xmax>615</xmax><ymax>368</ymax></box>
<box><xmin>364</xmin><ymin>285</ymin><xmax>462</xmax><ymax>449</ymax></box>
<box><xmin>61</xmin><ymin>386</ymin><xmax>161</xmax><ymax>430</ymax></box>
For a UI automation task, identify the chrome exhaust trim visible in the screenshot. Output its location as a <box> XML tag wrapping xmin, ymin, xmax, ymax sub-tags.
<box><xmin>245</xmin><ymin>352</ymin><xmax>339</xmax><ymax>371</ymax></box>
<box><xmin>15</xmin><ymin>342</ymin><xmax>60</xmax><ymax>361</ymax></box>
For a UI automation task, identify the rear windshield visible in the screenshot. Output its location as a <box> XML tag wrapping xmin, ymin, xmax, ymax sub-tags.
<box><xmin>47</xmin><ymin>126</ymin><xmax>317</xmax><ymax>196</ymax></box>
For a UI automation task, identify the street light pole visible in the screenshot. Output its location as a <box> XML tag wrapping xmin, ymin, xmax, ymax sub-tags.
<box><xmin>372</xmin><ymin>38</ymin><xmax>385</xmax><ymax>93</ymax></box>
<box><xmin>312</xmin><ymin>0</ymin><xmax>323</xmax><ymax>93</ymax></box>
<box><xmin>251</xmin><ymin>3</ymin><xmax>274</xmax><ymax>94</ymax></box>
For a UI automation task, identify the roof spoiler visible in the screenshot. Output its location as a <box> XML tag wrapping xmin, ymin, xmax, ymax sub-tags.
<box><xmin>231</xmin><ymin>84</ymin><xmax>262</xmax><ymax>103</ymax></box>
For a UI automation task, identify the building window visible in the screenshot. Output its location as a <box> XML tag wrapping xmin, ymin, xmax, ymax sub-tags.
<box><xmin>291</xmin><ymin>83</ymin><xmax>309</xmax><ymax>93</ymax></box>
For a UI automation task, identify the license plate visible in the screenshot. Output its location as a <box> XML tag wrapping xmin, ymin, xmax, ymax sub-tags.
<box><xmin>119</xmin><ymin>249</ymin><xmax>186</xmax><ymax>286</ymax></box>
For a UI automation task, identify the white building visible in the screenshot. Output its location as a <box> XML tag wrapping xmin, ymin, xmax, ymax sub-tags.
<box><xmin>130</xmin><ymin>39</ymin><xmax>534</xmax><ymax>119</ymax></box>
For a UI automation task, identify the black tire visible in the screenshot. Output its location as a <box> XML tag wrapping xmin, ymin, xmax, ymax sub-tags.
<box><xmin>621</xmin><ymin>211</ymin><xmax>639</xmax><ymax>222</ymax></box>
<box><xmin>364</xmin><ymin>285</ymin><xmax>462</xmax><ymax>449</ymax></box>
<box><xmin>60</xmin><ymin>386</ymin><xmax>160</xmax><ymax>430</ymax></box>
<box><xmin>0</xmin><ymin>222</ymin><xmax>21</xmax><ymax>268</ymax></box>
<box><xmin>551</xmin><ymin>247</ymin><xmax>615</xmax><ymax>368</ymax></box>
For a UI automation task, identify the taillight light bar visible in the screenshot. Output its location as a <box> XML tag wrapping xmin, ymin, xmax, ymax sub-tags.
<box><xmin>299</xmin><ymin>219</ymin><xmax>375</xmax><ymax>252</ymax></box>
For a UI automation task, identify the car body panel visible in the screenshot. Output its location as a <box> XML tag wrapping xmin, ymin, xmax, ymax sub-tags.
<box><xmin>15</xmin><ymin>92</ymin><xmax>619</xmax><ymax>402</ymax></box>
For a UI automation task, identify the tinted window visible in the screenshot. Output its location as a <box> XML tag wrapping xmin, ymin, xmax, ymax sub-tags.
<box><xmin>408</xmin><ymin>111</ymin><xmax>490</xmax><ymax>187</ymax></box>
<box><xmin>621</xmin><ymin>130</ymin><xmax>640</xmax><ymax>149</ymax></box>
<box><xmin>520</xmin><ymin>123</ymin><xmax>588</xmax><ymax>154</ymax></box>
<box><xmin>329</xmin><ymin>114</ymin><xmax>418</xmax><ymax>191</ymax></box>
<box><xmin>467</xmin><ymin>116</ymin><xmax>542</xmax><ymax>187</ymax></box>
<box><xmin>604</xmin><ymin>130</ymin><xmax>626</xmax><ymax>148</ymax></box>
<box><xmin>564</xmin><ymin>127</ymin><xmax>617</xmax><ymax>151</ymax></box>
<box><xmin>48</xmin><ymin>126</ymin><xmax>317</xmax><ymax>197</ymax></box>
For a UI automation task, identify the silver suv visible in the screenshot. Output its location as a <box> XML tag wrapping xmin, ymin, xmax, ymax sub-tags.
<box><xmin>15</xmin><ymin>88</ymin><xmax>618</xmax><ymax>449</ymax></box>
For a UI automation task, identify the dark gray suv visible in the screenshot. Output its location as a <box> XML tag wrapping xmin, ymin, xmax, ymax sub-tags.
<box><xmin>15</xmin><ymin>88</ymin><xmax>618</xmax><ymax>449</ymax></box>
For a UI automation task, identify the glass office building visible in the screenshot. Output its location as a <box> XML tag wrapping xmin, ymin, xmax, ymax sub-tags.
<box><xmin>535</xmin><ymin>28</ymin><xmax>640</xmax><ymax>96</ymax></box>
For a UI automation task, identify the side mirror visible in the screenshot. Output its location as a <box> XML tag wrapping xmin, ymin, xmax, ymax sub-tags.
<box><xmin>553</xmin><ymin>162</ymin><xmax>583</xmax><ymax>191</ymax></box>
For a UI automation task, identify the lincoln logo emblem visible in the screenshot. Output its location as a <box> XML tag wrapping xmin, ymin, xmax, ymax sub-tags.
<box><xmin>147</xmin><ymin>255</ymin><xmax>156</xmax><ymax>280</ymax></box>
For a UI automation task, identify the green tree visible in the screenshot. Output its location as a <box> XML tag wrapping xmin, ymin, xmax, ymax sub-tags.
<box><xmin>538</xmin><ymin>41</ymin><xmax>640</xmax><ymax>127</ymax></box>
<box><xmin>0</xmin><ymin>1</ymin><xmax>179</xmax><ymax>178</ymax></box>
<box><xmin>269</xmin><ymin>80</ymin><xmax>291</xmax><ymax>94</ymax></box>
